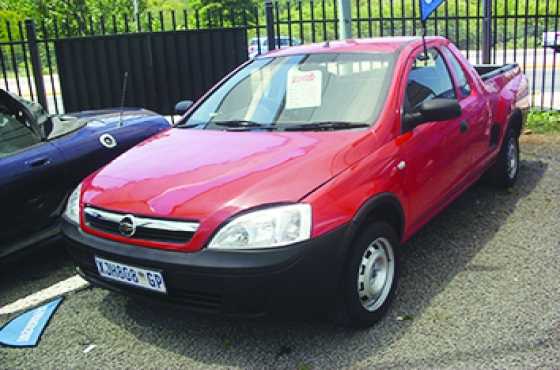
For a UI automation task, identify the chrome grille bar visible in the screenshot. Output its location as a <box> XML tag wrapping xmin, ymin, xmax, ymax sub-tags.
<box><xmin>84</xmin><ymin>207</ymin><xmax>199</xmax><ymax>234</ymax></box>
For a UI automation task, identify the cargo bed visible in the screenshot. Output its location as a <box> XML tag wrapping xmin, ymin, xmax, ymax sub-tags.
<box><xmin>474</xmin><ymin>64</ymin><xmax>519</xmax><ymax>81</ymax></box>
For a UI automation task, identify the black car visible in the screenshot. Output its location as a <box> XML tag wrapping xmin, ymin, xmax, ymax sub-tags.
<box><xmin>0</xmin><ymin>90</ymin><xmax>171</xmax><ymax>258</ymax></box>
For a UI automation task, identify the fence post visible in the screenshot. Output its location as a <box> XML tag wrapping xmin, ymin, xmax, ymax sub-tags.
<box><xmin>265</xmin><ymin>0</ymin><xmax>276</xmax><ymax>51</ymax></box>
<box><xmin>338</xmin><ymin>0</ymin><xmax>352</xmax><ymax>39</ymax></box>
<box><xmin>25</xmin><ymin>19</ymin><xmax>48</xmax><ymax>111</ymax></box>
<box><xmin>482</xmin><ymin>0</ymin><xmax>492</xmax><ymax>64</ymax></box>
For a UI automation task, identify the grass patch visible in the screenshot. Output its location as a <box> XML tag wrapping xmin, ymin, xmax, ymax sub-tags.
<box><xmin>527</xmin><ymin>110</ymin><xmax>560</xmax><ymax>134</ymax></box>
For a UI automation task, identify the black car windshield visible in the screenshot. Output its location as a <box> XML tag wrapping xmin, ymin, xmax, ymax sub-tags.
<box><xmin>183</xmin><ymin>52</ymin><xmax>397</xmax><ymax>131</ymax></box>
<box><xmin>46</xmin><ymin>115</ymin><xmax>87</xmax><ymax>140</ymax></box>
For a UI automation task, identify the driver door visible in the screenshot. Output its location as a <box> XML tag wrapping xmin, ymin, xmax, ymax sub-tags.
<box><xmin>0</xmin><ymin>100</ymin><xmax>64</xmax><ymax>251</ymax></box>
<box><xmin>398</xmin><ymin>48</ymin><xmax>470</xmax><ymax>230</ymax></box>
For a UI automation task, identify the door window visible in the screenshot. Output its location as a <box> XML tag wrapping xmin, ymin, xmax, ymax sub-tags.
<box><xmin>404</xmin><ymin>48</ymin><xmax>456</xmax><ymax>113</ymax></box>
<box><xmin>442</xmin><ymin>47</ymin><xmax>472</xmax><ymax>97</ymax></box>
<box><xmin>0</xmin><ymin>111</ymin><xmax>40</xmax><ymax>158</ymax></box>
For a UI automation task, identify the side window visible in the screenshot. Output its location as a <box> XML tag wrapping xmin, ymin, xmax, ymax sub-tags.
<box><xmin>442</xmin><ymin>47</ymin><xmax>472</xmax><ymax>97</ymax></box>
<box><xmin>0</xmin><ymin>108</ymin><xmax>41</xmax><ymax>158</ymax></box>
<box><xmin>404</xmin><ymin>48</ymin><xmax>456</xmax><ymax>113</ymax></box>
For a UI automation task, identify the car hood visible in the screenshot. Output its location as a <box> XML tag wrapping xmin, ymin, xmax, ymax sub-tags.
<box><xmin>82</xmin><ymin>128</ymin><xmax>375</xmax><ymax>251</ymax></box>
<box><xmin>47</xmin><ymin>109</ymin><xmax>165</xmax><ymax>140</ymax></box>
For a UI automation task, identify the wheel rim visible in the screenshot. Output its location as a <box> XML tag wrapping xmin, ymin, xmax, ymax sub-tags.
<box><xmin>506</xmin><ymin>137</ymin><xmax>519</xmax><ymax>180</ymax></box>
<box><xmin>357</xmin><ymin>237</ymin><xmax>395</xmax><ymax>312</ymax></box>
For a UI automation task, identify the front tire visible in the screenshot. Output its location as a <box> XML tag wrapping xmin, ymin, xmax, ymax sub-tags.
<box><xmin>487</xmin><ymin>128</ymin><xmax>520</xmax><ymax>188</ymax></box>
<box><xmin>336</xmin><ymin>222</ymin><xmax>400</xmax><ymax>328</ymax></box>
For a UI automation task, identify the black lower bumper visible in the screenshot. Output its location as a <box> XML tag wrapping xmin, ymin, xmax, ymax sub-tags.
<box><xmin>62</xmin><ymin>221</ymin><xmax>349</xmax><ymax>317</ymax></box>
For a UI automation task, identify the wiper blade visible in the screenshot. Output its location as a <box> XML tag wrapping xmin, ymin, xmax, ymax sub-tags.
<box><xmin>213</xmin><ymin>120</ymin><xmax>265</xmax><ymax>128</ymax></box>
<box><xmin>283</xmin><ymin>121</ymin><xmax>370</xmax><ymax>131</ymax></box>
<box><xmin>176</xmin><ymin>122</ymin><xmax>202</xmax><ymax>129</ymax></box>
<box><xmin>213</xmin><ymin>120</ymin><xmax>281</xmax><ymax>131</ymax></box>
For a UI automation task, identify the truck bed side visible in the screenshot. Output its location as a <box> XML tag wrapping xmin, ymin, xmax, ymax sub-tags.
<box><xmin>474</xmin><ymin>63</ymin><xmax>530</xmax><ymax>149</ymax></box>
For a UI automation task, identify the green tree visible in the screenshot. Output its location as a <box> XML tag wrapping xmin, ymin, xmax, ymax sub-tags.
<box><xmin>2</xmin><ymin>0</ymin><xmax>148</xmax><ymax>36</ymax></box>
<box><xmin>0</xmin><ymin>10</ymin><xmax>26</xmax><ymax>41</ymax></box>
<box><xmin>176</xmin><ymin>0</ymin><xmax>258</xmax><ymax>26</ymax></box>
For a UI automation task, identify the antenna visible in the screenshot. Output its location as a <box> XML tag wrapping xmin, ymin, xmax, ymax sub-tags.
<box><xmin>119</xmin><ymin>71</ymin><xmax>129</xmax><ymax>127</ymax></box>
<box><xmin>418</xmin><ymin>21</ymin><xmax>429</xmax><ymax>61</ymax></box>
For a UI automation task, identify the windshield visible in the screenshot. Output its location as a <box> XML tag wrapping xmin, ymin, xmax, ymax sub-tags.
<box><xmin>183</xmin><ymin>52</ymin><xmax>397</xmax><ymax>131</ymax></box>
<box><xmin>46</xmin><ymin>115</ymin><xmax>87</xmax><ymax>140</ymax></box>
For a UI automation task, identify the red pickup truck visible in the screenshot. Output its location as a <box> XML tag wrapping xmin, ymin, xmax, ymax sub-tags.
<box><xmin>63</xmin><ymin>36</ymin><xmax>529</xmax><ymax>327</ymax></box>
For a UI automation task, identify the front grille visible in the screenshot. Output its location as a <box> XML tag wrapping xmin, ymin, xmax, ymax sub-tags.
<box><xmin>88</xmin><ymin>216</ymin><xmax>119</xmax><ymax>234</ymax></box>
<box><xmin>84</xmin><ymin>206</ymin><xmax>199</xmax><ymax>244</ymax></box>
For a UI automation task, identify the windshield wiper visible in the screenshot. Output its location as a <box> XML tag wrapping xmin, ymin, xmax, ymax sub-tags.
<box><xmin>212</xmin><ymin>120</ymin><xmax>279</xmax><ymax>131</ymax></box>
<box><xmin>213</xmin><ymin>120</ymin><xmax>265</xmax><ymax>128</ymax></box>
<box><xmin>283</xmin><ymin>121</ymin><xmax>370</xmax><ymax>131</ymax></box>
<box><xmin>176</xmin><ymin>122</ymin><xmax>202</xmax><ymax>129</ymax></box>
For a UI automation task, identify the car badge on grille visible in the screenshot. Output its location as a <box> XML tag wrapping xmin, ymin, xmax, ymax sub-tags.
<box><xmin>118</xmin><ymin>215</ymin><xmax>136</xmax><ymax>237</ymax></box>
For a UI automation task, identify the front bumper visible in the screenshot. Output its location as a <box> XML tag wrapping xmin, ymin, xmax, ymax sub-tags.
<box><xmin>63</xmin><ymin>220</ymin><xmax>349</xmax><ymax>317</ymax></box>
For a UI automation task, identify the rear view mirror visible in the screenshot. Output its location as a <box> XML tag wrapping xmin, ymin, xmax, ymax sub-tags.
<box><xmin>175</xmin><ymin>100</ymin><xmax>193</xmax><ymax>116</ymax></box>
<box><xmin>403</xmin><ymin>98</ymin><xmax>462</xmax><ymax>131</ymax></box>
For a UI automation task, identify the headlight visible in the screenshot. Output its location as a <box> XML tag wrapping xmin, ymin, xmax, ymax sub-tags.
<box><xmin>208</xmin><ymin>204</ymin><xmax>312</xmax><ymax>250</ymax></box>
<box><xmin>63</xmin><ymin>183</ymin><xmax>82</xmax><ymax>225</ymax></box>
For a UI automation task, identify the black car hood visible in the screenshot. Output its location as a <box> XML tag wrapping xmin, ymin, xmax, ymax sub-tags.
<box><xmin>47</xmin><ymin>109</ymin><xmax>161</xmax><ymax>140</ymax></box>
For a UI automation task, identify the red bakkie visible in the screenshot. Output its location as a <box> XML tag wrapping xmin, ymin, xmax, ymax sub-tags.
<box><xmin>63</xmin><ymin>37</ymin><xmax>529</xmax><ymax>327</ymax></box>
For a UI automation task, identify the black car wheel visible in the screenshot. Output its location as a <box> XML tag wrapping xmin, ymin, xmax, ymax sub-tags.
<box><xmin>487</xmin><ymin>128</ymin><xmax>520</xmax><ymax>188</ymax></box>
<box><xmin>336</xmin><ymin>222</ymin><xmax>400</xmax><ymax>328</ymax></box>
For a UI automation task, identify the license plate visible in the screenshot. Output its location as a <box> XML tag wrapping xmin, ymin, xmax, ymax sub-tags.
<box><xmin>94</xmin><ymin>256</ymin><xmax>167</xmax><ymax>294</ymax></box>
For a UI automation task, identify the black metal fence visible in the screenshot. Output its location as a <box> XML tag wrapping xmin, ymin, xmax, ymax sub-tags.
<box><xmin>0</xmin><ymin>0</ymin><xmax>558</xmax><ymax>115</ymax></box>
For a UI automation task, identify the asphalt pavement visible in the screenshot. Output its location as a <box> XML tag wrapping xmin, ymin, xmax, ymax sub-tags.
<box><xmin>1</xmin><ymin>135</ymin><xmax>559</xmax><ymax>369</ymax></box>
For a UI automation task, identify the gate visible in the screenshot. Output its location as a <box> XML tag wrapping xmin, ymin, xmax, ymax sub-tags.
<box><xmin>55</xmin><ymin>28</ymin><xmax>247</xmax><ymax>115</ymax></box>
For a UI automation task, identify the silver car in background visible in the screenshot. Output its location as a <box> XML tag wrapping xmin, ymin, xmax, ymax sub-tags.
<box><xmin>542</xmin><ymin>32</ymin><xmax>560</xmax><ymax>51</ymax></box>
<box><xmin>248</xmin><ymin>36</ymin><xmax>302</xmax><ymax>58</ymax></box>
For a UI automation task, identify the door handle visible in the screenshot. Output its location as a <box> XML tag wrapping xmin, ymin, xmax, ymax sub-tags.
<box><xmin>460</xmin><ymin>121</ymin><xmax>469</xmax><ymax>133</ymax></box>
<box><xmin>26</xmin><ymin>157</ymin><xmax>50</xmax><ymax>168</ymax></box>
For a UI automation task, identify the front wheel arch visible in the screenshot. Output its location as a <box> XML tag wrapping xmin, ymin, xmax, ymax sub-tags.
<box><xmin>345</xmin><ymin>193</ymin><xmax>405</xmax><ymax>245</ymax></box>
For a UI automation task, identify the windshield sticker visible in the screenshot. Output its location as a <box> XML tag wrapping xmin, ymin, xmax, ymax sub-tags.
<box><xmin>285</xmin><ymin>69</ymin><xmax>322</xmax><ymax>110</ymax></box>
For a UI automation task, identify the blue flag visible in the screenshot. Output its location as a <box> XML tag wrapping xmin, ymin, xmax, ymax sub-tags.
<box><xmin>0</xmin><ymin>297</ymin><xmax>63</xmax><ymax>348</ymax></box>
<box><xmin>420</xmin><ymin>0</ymin><xmax>446</xmax><ymax>22</ymax></box>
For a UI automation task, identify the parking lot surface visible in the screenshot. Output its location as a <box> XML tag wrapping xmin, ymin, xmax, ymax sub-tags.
<box><xmin>1</xmin><ymin>135</ymin><xmax>559</xmax><ymax>369</ymax></box>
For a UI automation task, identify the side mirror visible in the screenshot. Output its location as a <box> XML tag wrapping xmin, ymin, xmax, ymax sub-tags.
<box><xmin>403</xmin><ymin>98</ymin><xmax>462</xmax><ymax>131</ymax></box>
<box><xmin>174</xmin><ymin>100</ymin><xmax>193</xmax><ymax>116</ymax></box>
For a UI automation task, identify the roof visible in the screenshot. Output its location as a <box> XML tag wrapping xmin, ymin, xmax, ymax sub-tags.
<box><xmin>262</xmin><ymin>36</ymin><xmax>446</xmax><ymax>57</ymax></box>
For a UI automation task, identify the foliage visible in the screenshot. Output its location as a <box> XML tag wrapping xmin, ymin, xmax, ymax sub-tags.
<box><xmin>527</xmin><ymin>110</ymin><xmax>560</xmax><ymax>133</ymax></box>
<box><xmin>0</xmin><ymin>10</ymin><xmax>26</xmax><ymax>42</ymax></box>
<box><xmin>1</xmin><ymin>0</ymin><xmax>148</xmax><ymax>38</ymax></box>
<box><xmin>1</xmin><ymin>0</ymin><xmax>558</xmax><ymax>46</ymax></box>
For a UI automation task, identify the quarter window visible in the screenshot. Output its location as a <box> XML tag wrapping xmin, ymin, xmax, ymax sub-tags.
<box><xmin>404</xmin><ymin>48</ymin><xmax>456</xmax><ymax>113</ymax></box>
<box><xmin>442</xmin><ymin>47</ymin><xmax>472</xmax><ymax>97</ymax></box>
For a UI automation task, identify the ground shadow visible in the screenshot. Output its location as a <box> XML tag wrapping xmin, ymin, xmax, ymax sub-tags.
<box><xmin>97</xmin><ymin>158</ymin><xmax>547</xmax><ymax>368</ymax></box>
<box><xmin>0</xmin><ymin>239</ymin><xmax>75</xmax><ymax>307</ymax></box>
